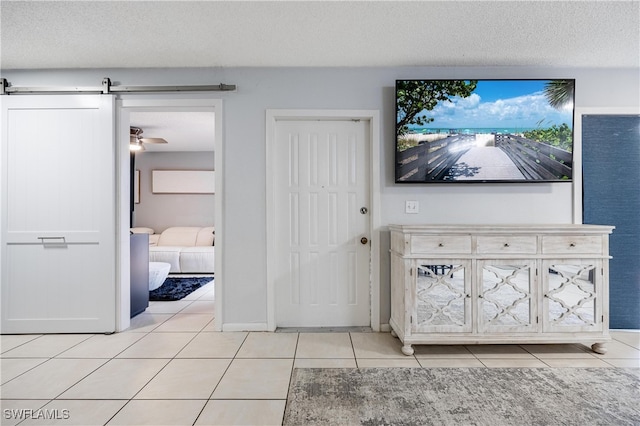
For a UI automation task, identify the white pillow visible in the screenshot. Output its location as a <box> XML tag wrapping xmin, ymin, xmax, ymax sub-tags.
<box><xmin>196</xmin><ymin>227</ymin><xmax>215</xmax><ymax>246</ymax></box>
<box><xmin>130</xmin><ymin>227</ymin><xmax>155</xmax><ymax>235</ymax></box>
<box><xmin>149</xmin><ymin>234</ymin><xmax>160</xmax><ymax>246</ymax></box>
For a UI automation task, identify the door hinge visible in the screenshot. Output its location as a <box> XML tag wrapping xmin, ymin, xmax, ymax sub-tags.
<box><xmin>410</xmin><ymin>316</ymin><xmax>413</xmax><ymax>324</ymax></box>
<box><xmin>410</xmin><ymin>268</ymin><xmax>413</xmax><ymax>276</ymax></box>
<box><xmin>602</xmin><ymin>315</ymin><xmax>604</xmax><ymax>322</ymax></box>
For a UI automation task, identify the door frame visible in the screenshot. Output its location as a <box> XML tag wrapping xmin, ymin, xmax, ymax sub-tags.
<box><xmin>265</xmin><ymin>109</ymin><xmax>381</xmax><ymax>331</ymax></box>
<box><xmin>116</xmin><ymin>98</ymin><xmax>224</xmax><ymax>331</ymax></box>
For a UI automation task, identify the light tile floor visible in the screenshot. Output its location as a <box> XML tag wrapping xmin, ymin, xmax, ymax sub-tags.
<box><xmin>1</xmin><ymin>281</ymin><xmax>639</xmax><ymax>425</ymax></box>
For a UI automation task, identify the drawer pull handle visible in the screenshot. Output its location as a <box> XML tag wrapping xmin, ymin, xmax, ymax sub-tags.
<box><xmin>438</xmin><ymin>243</ymin><xmax>444</xmax><ymax>247</ymax></box>
<box><xmin>478</xmin><ymin>294</ymin><xmax>484</xmax><ymax>299</ymax></box>
<box><xmin>569</xmin><ymin>242</ymin><xmax>576</xmax><ymax>247</ymax></box>
<box><xmin>504</xmin><ymin>243</ymin><xmax>510</xmax><ymax>247</ymax></box>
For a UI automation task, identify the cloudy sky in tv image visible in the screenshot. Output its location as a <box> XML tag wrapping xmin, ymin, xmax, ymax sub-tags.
<box><xmin>423</xmin><ymin>80</ymin><xmax>573</xmax><ymax>131</ymax></box>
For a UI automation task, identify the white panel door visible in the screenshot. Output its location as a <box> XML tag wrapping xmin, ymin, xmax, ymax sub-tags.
<box><xmin>1</xmin><ymin>95</ymin><xmax>116</xmax><ymax>333</ymax></box>
<box><xmin>274</xmin><ymin>120</ymin><xmax>370</xmax><ymax>327</ymax></box>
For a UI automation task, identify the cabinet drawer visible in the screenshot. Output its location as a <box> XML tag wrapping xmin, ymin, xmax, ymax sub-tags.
<box><xmin>410</xmin><ymin>235</ymin><xmax>472</xmax><ymax>254</ymax></box>
<box><xmin>476</xmin><ymin>236</ymin><xmax>537</xmax><ymax>254</ymax></box>
<box><xmin>542</xmin><ymin>236</ymin><xmax>603</xmax><ymax>255</ymax></box>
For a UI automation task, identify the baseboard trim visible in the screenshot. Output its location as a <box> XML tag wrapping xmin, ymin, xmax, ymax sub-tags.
<box><xmin>276</xmin><ymin>326</ymin><xmax>372</xmax><ymax>333</ymax></box>
<box><xmin>222</xmin><ymin>322</ymin><xmax>391</xmax><ymax>333</ymax></box>
<box><xmin>222</xmin><ymin>322</ymin><xmax>269</xmax><ymax>332</ymax></box>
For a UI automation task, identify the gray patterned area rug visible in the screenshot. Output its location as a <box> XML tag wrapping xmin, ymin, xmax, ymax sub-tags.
<box><xmin>284</xmin><ymin>368</ymin><xmax>640</xmax><ymax>425</ymax></box>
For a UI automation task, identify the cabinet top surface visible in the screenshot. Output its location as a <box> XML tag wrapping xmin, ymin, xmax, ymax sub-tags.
<box><xmin>389</xmin><ymin>224</ymin><xmax>615</xmax><ymax>234</ymax></box>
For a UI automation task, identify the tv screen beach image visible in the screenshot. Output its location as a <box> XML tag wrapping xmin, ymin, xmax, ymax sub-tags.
<box><xmin>395</xmin><ymin>79</ymin><xmax>574</xmax><ymax>183</ymax></box>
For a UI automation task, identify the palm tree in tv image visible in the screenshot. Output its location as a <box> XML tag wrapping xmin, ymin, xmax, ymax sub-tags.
<box><xmin>523</xmin><ymin>80</ymin><xmax>575</xmax><ymax>153</ymax></box>
<box><xmin>544</xmin><ymin>79</ymin><xmax>575</xmax><ymax>110</ymax></box>
<box><xmin>396</xmin><ymin>80</ymin><xmax>478</xmax><ymax>142</ymax></box>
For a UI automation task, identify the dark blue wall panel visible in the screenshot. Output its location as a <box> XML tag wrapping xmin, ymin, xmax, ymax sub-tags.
<box><xmin>582</xmin><ymin>114</ymin><xmax>640</xmax><ymax>329</ymax></box>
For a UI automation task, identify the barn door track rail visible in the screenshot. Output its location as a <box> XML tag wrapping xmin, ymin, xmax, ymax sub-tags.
<box><xmin>0</xmin><ymin>77</ymin><xmax>236</xmax><ymax>95</ymax></box>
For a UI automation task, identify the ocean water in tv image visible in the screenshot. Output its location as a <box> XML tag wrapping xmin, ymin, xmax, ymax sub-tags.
<box><xmin>396</xmin><ymin>79</ymin><xmax>574</xmax><ymax>183</ymax></box>
<box><xmin>409</xmin><ymin>127</ymin><xmax>537</xmax><ymax>135</ymax></box>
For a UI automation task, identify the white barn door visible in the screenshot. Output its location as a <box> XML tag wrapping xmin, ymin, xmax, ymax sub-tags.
<box><xmin>1</xmin><ymin>95</ymin><xmax>116</xmax><ymax>333</ymax></box>
<box><xmin>273</xmin><ymin>119</ymin><xmax>371</xmax><ymax>327</ymax></box>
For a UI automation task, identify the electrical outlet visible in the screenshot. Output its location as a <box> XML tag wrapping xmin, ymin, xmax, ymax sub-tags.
<box><xmin>405</xmin><ymin>200</ymin><xmax>419</xmax><ymax>214</ymax></box>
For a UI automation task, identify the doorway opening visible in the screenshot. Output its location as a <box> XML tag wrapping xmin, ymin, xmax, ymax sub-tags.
<box><xmin>118</xmin><ymin>99</ymin><xmax>223</xmax><ymax>332</ymax></box>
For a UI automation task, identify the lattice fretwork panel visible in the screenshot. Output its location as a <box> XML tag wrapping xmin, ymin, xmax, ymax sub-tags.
<box><xmin>547</xmin><ymin>263</ymin><xmax>596</xmax><ymax>326</ymax></box>
<box><xmin>415</xmin><ymin>264</ymin><xmax>467</xmax><ymax>327</ymax></box>
<box><xmin>481</xmin><ymin>264</ymin><xmax>533</xmax><ymax>327</ymax></box>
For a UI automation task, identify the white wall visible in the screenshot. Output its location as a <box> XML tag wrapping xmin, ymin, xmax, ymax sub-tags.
<box><xmin>133</xmin><ymin>151</ymin><xmax>215</xmax><ymax>233</ymax></box>
<box><xmin>3</xmin><ymin>66</ymin><xmax>639</xmax><ymax>328</ymax></box>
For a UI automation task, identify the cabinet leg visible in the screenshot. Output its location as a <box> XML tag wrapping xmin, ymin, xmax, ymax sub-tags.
<box><xmin>591</xmin><ymin>343</ymin><xmax>607</xmax><ymax>355</ymax></box>
<box><xmin>401</xmin><ymin>344</ymin><xmax>414</xmax><ymax>356</ymax></box>
<box><xmin>390</xmin><ymin>329</ymin><xmax>397</xmax><ymax>338</ymax></box>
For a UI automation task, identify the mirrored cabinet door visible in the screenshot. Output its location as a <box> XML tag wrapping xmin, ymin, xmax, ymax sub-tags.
<box><xmin>413</xmin><ymin>260</ymin><xmax>472</xmax><ymax>333</ymax></box>
<box><xmin>478</xmin><ymin>260</ymin><xmax>537</xmax><ymax>333</ymax></box>
<box><xmin>542</xmin><ymin>260</ymin><xmax>603</xmax><ymax>332</ymax></box>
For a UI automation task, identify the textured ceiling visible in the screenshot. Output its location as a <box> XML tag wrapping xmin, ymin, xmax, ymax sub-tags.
<box><xmin>1</xmin><ymin>1</ymin><xmax>639</xmax><ymax>70</ymax></box>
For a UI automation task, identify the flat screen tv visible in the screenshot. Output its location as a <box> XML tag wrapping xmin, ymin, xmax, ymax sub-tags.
<box><xmin>395</xmin><ymin>79</ymin><xmax>575</xmax><ymax>183</ymax></box>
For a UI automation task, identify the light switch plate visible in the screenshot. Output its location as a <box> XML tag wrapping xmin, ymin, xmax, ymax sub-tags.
<box><xmin>405</xmin><ymin>200</ymin><xmax>419</xmax><ymax>214</ymax></box>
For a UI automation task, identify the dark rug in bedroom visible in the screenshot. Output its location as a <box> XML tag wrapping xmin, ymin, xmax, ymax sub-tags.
<box><xmin>149</xmin><ymin>277</ymin><xmax>213</xmax><ymax>301</ymax></box>
<box><xmin>284</xmin><ymin>367</ymin><xmax>640</xmax><ymax>425</ymax></box>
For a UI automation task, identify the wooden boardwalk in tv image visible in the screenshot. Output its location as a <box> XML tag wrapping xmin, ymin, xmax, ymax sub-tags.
<box><xmin>396</xmin><ymin>133</ymin><xmax>572</xmax><ymax>182</ymax></box>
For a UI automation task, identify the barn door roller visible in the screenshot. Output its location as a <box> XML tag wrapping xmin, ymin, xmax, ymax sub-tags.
<box><xmin>0</xmin><ymin>77</ymin><xmax>236</xmax><ymax>95</ymax></box>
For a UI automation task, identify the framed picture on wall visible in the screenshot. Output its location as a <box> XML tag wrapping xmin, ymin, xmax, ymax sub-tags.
<box><xmin>152</xmin><ymin>170</ymin><xmax>215</xmax><ymax>194</ymax></box>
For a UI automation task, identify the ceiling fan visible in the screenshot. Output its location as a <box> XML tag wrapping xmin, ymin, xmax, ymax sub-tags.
<box><xmin>130</xmin><ymin>126</ymin><xmax>168</xmax><ymax>151</ymax></box>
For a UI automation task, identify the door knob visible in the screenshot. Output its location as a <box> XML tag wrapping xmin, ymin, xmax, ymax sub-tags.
<box><xmin>360</xmin><ymin>237</ymin><xmax>369</xmax><ymax>245</ymax></box>
<box><xmin>360</xmin><ymin>207</ymin><xmax>368</xmax><ymax>214</ymax></box>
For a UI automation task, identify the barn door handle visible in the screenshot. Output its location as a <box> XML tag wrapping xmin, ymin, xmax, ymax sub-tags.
<box><xmin>38</xmin><ymin>236</ymin><xmax>67</xmax><ymax>247</ymax></box>
<box><xmin>38</xmin><ymin>236</ymin><xmax>66</xmax><ymax>243</ymax></box>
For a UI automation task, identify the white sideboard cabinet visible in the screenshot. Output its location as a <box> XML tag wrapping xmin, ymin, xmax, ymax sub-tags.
<box><xmin>389</xmin><ymin>224</ymin><xmax>614</xmax><ymax>356</ymax></box>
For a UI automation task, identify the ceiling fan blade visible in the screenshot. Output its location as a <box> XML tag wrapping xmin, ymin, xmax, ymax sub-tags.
<box><xmin>140</xmin><ymin>137</ymin><xmax>168</xmax><ymax>144</ymax></box>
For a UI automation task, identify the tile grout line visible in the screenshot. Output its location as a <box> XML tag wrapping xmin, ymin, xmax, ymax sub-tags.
<box><xmin>519</xmin><ymin>343</ymin><xmax>554</xmax><ymax>368</ymax></box>
<box><xmin>610</xmin><ymin>334</ymin><xmax>640</xmax><ymax>352</ymax></box>
<box><xmin>348</xmin><ymin>332</ymin><xmax>359</xmax><ymax>369</ymax></box>
<box><xmin>280</xmin><ymin>332</ymin><xmax>301</xmax><ymax>426</ymax></box>
<box><xmin>0</xmin><ymin>357</ymin><xmax>50</xmax><ymax>387</ymax></box>
<box><xmin>0</xmin><ymin>334</ymin><xmax>44</xmax><ymax>356</ymax></box>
